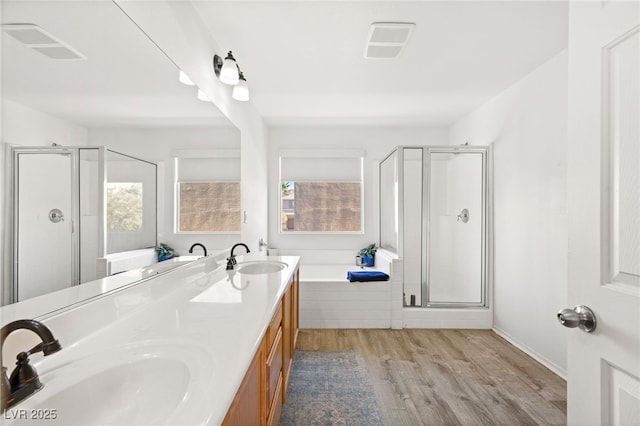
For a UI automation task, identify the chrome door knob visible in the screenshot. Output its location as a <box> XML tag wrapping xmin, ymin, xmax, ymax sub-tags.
<box><xmin>557</xmin><ymin>305</ymin><xmax>597</xmax><ymax>333</ymax></box>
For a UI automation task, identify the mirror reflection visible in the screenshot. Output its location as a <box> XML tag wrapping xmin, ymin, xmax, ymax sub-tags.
<box><xmin>1</xmin><ymin>1</ymin><xmax>240</xmax><ymax>309</ymax></box>
<box><xmin>105</xmin><ymin>150</ymin><xmax>157</xmax><ymax>255</ymax></box>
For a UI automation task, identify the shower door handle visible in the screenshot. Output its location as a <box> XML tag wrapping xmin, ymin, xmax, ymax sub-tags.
<box><xmin>457</xmin><ymin>209</ymin><xmax>469</xmax><ymax>223</ymax></box>
<box><xmin>48</xmin><ymin>209</ymin><xmax>65</xmax><ymax>223</ymax></box>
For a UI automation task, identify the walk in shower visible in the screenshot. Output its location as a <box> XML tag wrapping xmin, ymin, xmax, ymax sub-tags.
<box><xmin>380</xmin><ymin>146</ymin><xmax>490</xmax><ymax>309</ymax></box>
<box><xmin>8</xmin><ymin>146</ymin><xmax>157</xmax><ymax>303</ymax></box>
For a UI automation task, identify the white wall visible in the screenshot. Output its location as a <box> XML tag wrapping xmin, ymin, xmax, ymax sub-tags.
<box><xmin>88</xmin><ymin>126</ymin><xmax>241</xmax><ymax>254</ymax></box>
<box><xmin>1</xmin><ymin>99</ymin><xmax>89</xmax><ymax>147</ymax></box>
<box><xmin>114</xmin><ymin>1</ymin><xmax>269</xmax><ymax>254</ymax></box>
<box><xmin>449</xmin><ymin>50</ymin><xmax>569</xmax><ymax>376</ymax></box>
<box><xmin>268</xmin><ymin>126</ymin><xmax>449</xmax><ymax>253</ymax></box>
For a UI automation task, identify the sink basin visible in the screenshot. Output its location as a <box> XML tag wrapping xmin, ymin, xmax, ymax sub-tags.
<box><xmin>37</xmin><ymin>358</ymin><xmax>188</xmax><ymax>425</ymax></box>
<box><xmin>5</xmin><ymin>342</ymin><xmax>213</xmax><ymax>425</ymax></box>
<box><xmin>236</xmin><ymin>261</ymin><xmax>288</xmax><ymax>275</ymax></box>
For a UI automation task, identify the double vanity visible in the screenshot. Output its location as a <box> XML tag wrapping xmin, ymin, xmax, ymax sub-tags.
<box><xmin>1</xmin><ymin>251</ymin><xmax>300</xmax><ymax>425</ymax></box>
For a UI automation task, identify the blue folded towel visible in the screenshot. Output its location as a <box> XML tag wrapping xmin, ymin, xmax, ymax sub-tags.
<box><xmin>347</xmin><ymin>271</ymin><xmax>390</xmax><ymax>282</ymax></box>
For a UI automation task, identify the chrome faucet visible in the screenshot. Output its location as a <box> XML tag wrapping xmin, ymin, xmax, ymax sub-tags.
<box><xmin>189</xmin><ymin>243</ymin><xmax>207</xmax><ymax>257</ymax></box>
<box><xmin>1</xmin><ymin>319</ymin><xmax>62</xmax><ymax>411</ymax></box>
<box><xmin>226</xmin><ymin>243</ymin><xmax>250</xmax><ymax>270</ymax></box>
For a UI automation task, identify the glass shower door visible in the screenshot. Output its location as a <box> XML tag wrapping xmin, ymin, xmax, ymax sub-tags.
<box><xmin>425</xmin><ymin>148</ymin><xmax>487</xmax><ymax>307</ymax></box>
<box><xmin>15</xmin><ymin>151</ymin><xmax>76</xmax><ymax>301</ymax></box>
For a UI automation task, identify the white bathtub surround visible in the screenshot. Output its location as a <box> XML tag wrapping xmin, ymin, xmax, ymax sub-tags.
<box><xmin>275</xmin><ymin>248</ymin><xmax>403</xmax><ymax>329</ymax></box>
<box><xmin>96</xmin><ymin>248</ymin><xmax>158</xmax><ymax>277</ymax></box>
<box><xmin>1</xmin><ymin>253</ymin><xmax>299</xmax><ymax>425</ymax></box>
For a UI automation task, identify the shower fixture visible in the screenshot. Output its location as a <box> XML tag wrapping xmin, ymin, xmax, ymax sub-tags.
<box><xmin>457</xmin><ymin>209</ymin><xmax>470</xmax><ymax>223</ymax></box>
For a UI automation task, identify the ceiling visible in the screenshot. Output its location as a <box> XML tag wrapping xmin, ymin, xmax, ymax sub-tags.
<box><xmin>193</xmin><ymin>0</ymin><xmax>569</xmax><ymax>127</ymax></box>
<box><xmin>1</xmin><ymin>1</ymin><xmax>228</xmax><ymax>128</ymax></box>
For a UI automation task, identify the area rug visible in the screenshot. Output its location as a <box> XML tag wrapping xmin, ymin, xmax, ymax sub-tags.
<box><xmin>280</xmin><ymin>351</ymin><xmax>384</xmax><ymax>426</ymax></box>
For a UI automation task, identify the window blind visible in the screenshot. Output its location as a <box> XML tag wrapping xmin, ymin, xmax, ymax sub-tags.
<box><xmin>279</xmin><ymin>149</ymin><xmax>363</xmax><ymax>182</ymax></box>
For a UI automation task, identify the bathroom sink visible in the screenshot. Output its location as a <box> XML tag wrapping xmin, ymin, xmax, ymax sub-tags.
<box><xmin>36</xmin><ymin>358</ymin><xmax>187</xmax><ymax>425</ymax></box>
<box><xmin>5</xmin><ymin>342</ymin><xmax>213</xmax><ymax>425</ymax></box>
<box><xmin>236</xmin><ymin>261</ymin><xmax>288</xmax><ymax>275</ymax></box>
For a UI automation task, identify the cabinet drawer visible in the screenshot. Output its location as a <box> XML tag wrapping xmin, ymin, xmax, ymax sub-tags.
<box><xmin>267</xmin><ymin>303</ymin><xmax>282</xmax><ymax>350</ymax></box>
<box><xmin>266</xmin><ymin>327</ymin><xmax>283</xmax><ymax>407</ymax></box>
<box><xmin>267</xmin><ymin>372</ymin><xmax>283</xmax><ymax>426</ymax></box>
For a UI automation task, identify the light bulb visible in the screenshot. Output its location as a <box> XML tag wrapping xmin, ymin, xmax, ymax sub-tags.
<box><xmin>232</xmin><ymin>73</ymin><xmax>249</xmax><ymax>101</ymax></box>
<box><xmin>219</xmin><ymin>51</ymin><xmax>239</xmax><ymax>85</ymax></box>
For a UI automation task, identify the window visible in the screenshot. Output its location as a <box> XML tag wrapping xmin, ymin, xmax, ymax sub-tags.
<box><xmin>280</xmin><ymin>150</ymin><xmax>363</xmax><ymax>233</ymax></box>
<box><xmin>107</xmin><ymin>182</ymin><xmax>143</xmax><ymax>232</ymax></box>
<box><xmin>175</xmin><ymin>151</ymin><xmax>240</xmax><ymax>233</ymax></box>
<box><xmin>179</xmin><ymin>182</ymin><xmax>240</xmax><ymax>232</ymax></box>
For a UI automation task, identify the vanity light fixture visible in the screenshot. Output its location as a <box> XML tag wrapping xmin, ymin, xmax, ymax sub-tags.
<box><xmin>179</xmin><ymin>70</ymin><xmax>195</xmax><ymax>86</ymax></box>
<box><xmin>217</xmin><ymin>51</ymin><xmax>240</xmax><ymax>85</ymax></box>
<box><xmin>213</xmin><ymin>51</ymin><xmax>250</xmax><ymax>102</ymax></box>
<box><xmin>232</xmin><ymin>72</ymin><xmax>250</xmax><ymax>102</ymax></box>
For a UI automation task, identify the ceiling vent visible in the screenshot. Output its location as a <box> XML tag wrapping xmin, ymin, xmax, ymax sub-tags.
<box><xmin>1</xmin><ymin>24</ymin><xmax>85</xmax><ymax>60</ymax></box>
<box><xmin>364</xmin><ymin>22</ymin><xmax>415</xmax><ymax>59</ymax></box>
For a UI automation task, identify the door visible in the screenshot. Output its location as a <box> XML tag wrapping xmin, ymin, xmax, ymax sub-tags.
<box><xmin>565</xmin><ymin>2</ymin><xmax>639</xmax><ymax>424</ymax></box>
<box><xmin>15</xmin><ymin>152</ymin><xmax>76</xmax><ymax>302</ymax></box>
<box><xmin>425</xmin><ymin>148</ymin><xmax>488</xmax><ymax>308</ymax></box>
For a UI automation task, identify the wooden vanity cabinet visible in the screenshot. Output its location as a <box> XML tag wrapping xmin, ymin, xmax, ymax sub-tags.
<box><xmin>222</xmin><ymin>342</ymin><xmax>265</xmax><ymax>426</ymax></box>
<box><xmin>282</xmin><ymin>269</ymin><xmax>299</xmax><ymax>401</ymax></box>
<box><xmin>223</xmin><ymin>267</ymin><xmax>299</xmax><ymax>426</ymax></box>
<box><xmin>266</xmin><ymin>303</ymin><xmax>283</xmax><ymax>425</ymax></box>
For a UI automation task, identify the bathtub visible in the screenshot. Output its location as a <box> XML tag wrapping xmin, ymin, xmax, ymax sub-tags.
<box><xmin>294</xmin><ymin>254</ymin><xmax>396</xmax><ymax>328</ymax></box>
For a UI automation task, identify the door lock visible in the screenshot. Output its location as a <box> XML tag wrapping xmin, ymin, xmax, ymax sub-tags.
<box><xmin>557</xmin><ymin>305</ymin><xmax>597</xmax><ymax>333</ymax></box>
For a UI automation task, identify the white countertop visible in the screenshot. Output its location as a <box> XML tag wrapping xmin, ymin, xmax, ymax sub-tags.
<box><xmin>1</xmin><ymin>254</ymin><xmax>300</xmax><ymax>425</ymax></box>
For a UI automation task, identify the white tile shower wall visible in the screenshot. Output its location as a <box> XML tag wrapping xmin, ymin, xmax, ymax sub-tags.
<box><xmin>449</xmin><ymin>49</ymin><xmax>569</xmax><ymax>376</ymax></box>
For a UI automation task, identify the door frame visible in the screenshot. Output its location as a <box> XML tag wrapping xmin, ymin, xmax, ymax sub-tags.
<box><xmin>11</xmin><ymin>147</ymin><xmax>80</xmax><ymax>303</ymax></box>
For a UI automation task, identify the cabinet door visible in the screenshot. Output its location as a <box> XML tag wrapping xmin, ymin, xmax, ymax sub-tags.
<box><xmin>266</xmin><ymin>327</ymin><xmax>283</xmax><ymax>407</ymax></box>
<box><xmin>292</xmin><ymin>270</ymin><xmax>300</xmax><ymax>348</ymax></box>
<box><xmin>282</xmin><ymin>282</ymin><xmax>292</xmax><ymax>397</ymax></box>
<box><xmin>223</xmin><ymin>341</ymin><xmax>264</xmax><ymax>426</ymax></box>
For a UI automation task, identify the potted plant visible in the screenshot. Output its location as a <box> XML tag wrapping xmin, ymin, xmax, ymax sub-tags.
<box><xmin>358</xmin><ymin>243</ymin><xmax>377</xmax><ymax>267</ymax></box>
<box><xmin>155</xmin><ymin>243</ymin><xmax>175</xmax><ymax>262</ymax></box>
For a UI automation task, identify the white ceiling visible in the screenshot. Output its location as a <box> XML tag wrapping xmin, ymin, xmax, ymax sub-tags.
<box><xmin>1</xmin><ymin>1</ymin><xmax>229</xmax><ymax>128</ymax></box>
<box><xmin>193</xmin><ymin>0</ymin><xmax>569</xmax><ymax>126</ymax></box>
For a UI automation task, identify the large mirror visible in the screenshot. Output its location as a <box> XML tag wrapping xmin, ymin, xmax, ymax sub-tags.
<box><xmin>1</xmin><ymin>1</ymin><xmax>240</xmax><ymax>311</ymax></box>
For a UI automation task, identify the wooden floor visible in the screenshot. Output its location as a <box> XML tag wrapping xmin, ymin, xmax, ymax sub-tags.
<box><xmin>296</xmin><ymin>329</ymin><xmax>566</xmax><ymax>426</ymax></box>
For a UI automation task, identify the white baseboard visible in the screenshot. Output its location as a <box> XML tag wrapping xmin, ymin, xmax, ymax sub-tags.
<box><xmin>492</xmin><ymin>327</ymin><xmax>567</xmax><ymax>380</ymax></box>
